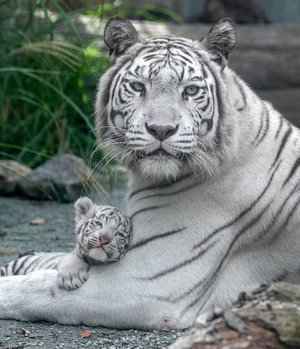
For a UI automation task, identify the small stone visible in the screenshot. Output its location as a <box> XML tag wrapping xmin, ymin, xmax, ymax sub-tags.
<box><xmin>80</xmin><ymin>329</ymin><xmax>92</xmax><ymax>338</ymax></box>
<box><xmin>30</xmin><ymin>217</ymin><xmax>45</xmax><ymax>225</ymax></box>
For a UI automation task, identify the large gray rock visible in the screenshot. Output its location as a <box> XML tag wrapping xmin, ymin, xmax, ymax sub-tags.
<box><xmin>0</xmin><ymin>160</ymin><xmax>31</xmax><ymax>195</ymax></box>
<box><xmin>169</xmin><ymin>283</ymin><xmax>300</xmax><ymax>349</ymax></box>
<box><xmin>19</xmin><ymin>154</ymin><xmax>92</xmax><ymax>202</ymax></box>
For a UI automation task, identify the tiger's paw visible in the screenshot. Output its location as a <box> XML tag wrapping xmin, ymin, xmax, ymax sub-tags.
<box><xmin>57</xmin><ymin>269</ymin><xmax>89</xmax><ymax>290</ymax></box>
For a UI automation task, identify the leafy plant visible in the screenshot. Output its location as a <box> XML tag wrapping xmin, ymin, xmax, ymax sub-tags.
<box><xmin>0</xmin><ymin>0</ymin><xmax>109</xmax><ymax>167</ymax></box>
<box><xmin>86</xmin><ymin>1</ymin><xmax>184</xmax><ymax>24</ymax></box>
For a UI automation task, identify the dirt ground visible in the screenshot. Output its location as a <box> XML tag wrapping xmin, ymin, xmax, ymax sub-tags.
<box><xmin>0</xmin><ymin>188</ymin><xmax>184</xmax><ymax>349</ymax></box>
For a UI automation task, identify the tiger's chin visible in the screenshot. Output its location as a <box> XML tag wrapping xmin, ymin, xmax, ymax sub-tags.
<box><xmin>137</xmin><ymin>156</ymin><xmax>183</xmax><ymax>182</ymax></box>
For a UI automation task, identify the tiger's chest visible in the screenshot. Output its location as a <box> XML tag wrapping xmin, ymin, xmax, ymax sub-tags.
<box><xmin>126</xmin><ymin>172</ymin><xmax>249</xmax><ymax>275</ymax></box>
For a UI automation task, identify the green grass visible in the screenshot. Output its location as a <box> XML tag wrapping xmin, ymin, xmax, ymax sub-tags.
<box><xmin>0</xmin><ymin>0</ymin><xmax>109</xmax><ymax>168</ymax></box>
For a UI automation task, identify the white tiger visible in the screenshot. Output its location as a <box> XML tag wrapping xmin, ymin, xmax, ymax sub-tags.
<box><xmin>0</xmin><ymin>17</ymin><xmax>299</xmax><ymax>330</ymax></box>
<box><xmin>0</xmin><ymin>197</ymin><xmax>131</xmax><ymax>290</ymax></box>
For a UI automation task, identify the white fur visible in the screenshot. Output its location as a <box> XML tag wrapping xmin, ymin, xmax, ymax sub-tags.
<box><xmin>0</xmin><ymin>21</ymin><xmax>299</xmax><ymax>330</ymax></box>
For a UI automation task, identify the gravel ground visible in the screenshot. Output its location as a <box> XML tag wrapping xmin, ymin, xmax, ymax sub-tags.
<box><xmin>0</xmin><ymin>322</ymin><xmax>184</xmax><ymax>349</ymax></box>
<box><xmin>0</xmin><ymin>185</ymin><xmax>185</xmax><ymax>348</ymax></box>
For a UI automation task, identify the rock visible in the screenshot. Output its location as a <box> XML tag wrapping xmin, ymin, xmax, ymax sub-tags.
<box><xmin>169</xmin><ymin>282</ymin><xmax>300</xmax><ymax>349</ymax></box>
<box><xmin>19</xmin><ymin>154</ymin><xmax>92</xmax><ymax>202</ymax></box>
<box><xmin>0</xmin><ymin>160</ymin><xmax>31</xmax><ymax>195</ymax></box>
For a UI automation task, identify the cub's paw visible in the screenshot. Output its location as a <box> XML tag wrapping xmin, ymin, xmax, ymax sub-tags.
<box><xmin>57</xmin><ymin>269</ymin><xmax>89</xmax><ymax>290</ymax></box>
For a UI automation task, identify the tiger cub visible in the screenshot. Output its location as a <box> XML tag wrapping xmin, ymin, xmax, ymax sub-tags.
<box><xmin>0</xmin><ymin>197</ymin><xmax>132</xmax><ymax>290</ymax></box>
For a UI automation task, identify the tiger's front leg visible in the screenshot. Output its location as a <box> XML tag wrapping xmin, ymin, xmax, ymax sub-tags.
<box><xmin>57</xmin><ymin>252</ymin><xmax>89</xmax><ymax>290</ymax></box>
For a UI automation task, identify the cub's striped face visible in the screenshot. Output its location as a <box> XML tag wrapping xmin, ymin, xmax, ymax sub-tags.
<box><xmin>97</xmin><ymin>18</ymin><xmax>236</xmax><ymax>181</ymax></box>
<box><xmin>75</xmin><ymin>198</ymin><xmax>131</xmax><ymax>263</ymax></box>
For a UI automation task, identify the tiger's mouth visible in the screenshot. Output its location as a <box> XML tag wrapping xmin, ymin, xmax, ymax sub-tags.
<box><xmin>136</xmin><ymin>147</ymin><xmax>176</xmax><ymax>159</ymax></box>
<box><xmin>148</xmin><ymin>148</ymin><xmax>172</xmax><ymax>157</ymax></box>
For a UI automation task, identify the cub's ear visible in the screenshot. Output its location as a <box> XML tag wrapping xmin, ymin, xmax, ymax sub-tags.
<box><xmin>104</xmin><ymin>16</ymin><xmax>142</xmax><ymax>62</ymax></box>
<box><xmin>74</xmin><ymin>197</ymin><xmax>94</xmax><ymax>222</ymax></box>
<box><xmin>201</xmin><ymin>18</ymin><xmax>237</xmax><ymax>67</ymax></box>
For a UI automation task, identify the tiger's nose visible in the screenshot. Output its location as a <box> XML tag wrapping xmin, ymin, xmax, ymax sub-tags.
<box><xmin>145</xmin><ymin>123</ymin><xmax>179</xmax><ymax>141</ymax></box>
<box><xmin>99</xmin><ymin>234</ymin><xmax>111</xmax><ymax>246</ymax></box>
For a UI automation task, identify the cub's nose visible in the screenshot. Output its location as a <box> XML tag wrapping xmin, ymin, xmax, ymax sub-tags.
<box><xmin>99</xmin><ymin>233</ymin><xmax>111</xmax><ymax>246</ymax></box>
<box><xmin>145</xmin><ymin>123</ymin><xmax>179</xmax><ymax>141</ymax></box>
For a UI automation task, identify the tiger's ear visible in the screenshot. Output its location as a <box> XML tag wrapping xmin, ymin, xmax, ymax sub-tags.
<box><xmin>104</xmin><ymin>16</ymin><xmax>142</xmax><ymax>61</ymax></box>
<box><xmin>201</xmin><ymin>18</ymin><xmax>237</xmax><ymax>67</ymax></box>
<box><xmin>74</xmin><ymin>197</ymin><xmax>95</xmax><ymax>222</ymax></box>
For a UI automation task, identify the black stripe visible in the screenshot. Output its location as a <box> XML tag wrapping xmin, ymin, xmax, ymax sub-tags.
<box><xmin>23</xmin><ymin>255</ymin><xmax>44</xmax><ymax>274</ymax></box>
<box><xmin>252</xmin><ymin>105</ymin><xmax>265</xmax><ymax>144</ymax></box>
<box><xmin>38</xmin><ymin>255</ymin><xmax>62</xmax><ymax>269</ymax></box>
<box><xmin>128</xmin><ymin>173</ymin><xmax>192</xmax><ymax>200</ymax></box>
<box><xmin>276</xmin><ymin>195</ymin><xmax>300</xmax><ymax>234</ymax></box>
<box><xmin>138</xmin><ymin>240</ymin><xmax>217</xmax><ymax>281</ymax></box>
<box><xmin>200</xmin><ymin>59</ymin><xmax>223</xmax><ymax>147</ymax></box>
<box><xmin>11</xmin><ymin>259</ymin><xmax>19</xmax><ymax>275</ymax></box>
<box><xmin>234</xmin><ymin>76</ymin><xmax>247</xmax><ymax>110</ymax></box>
<box><xmin>269</xmin><ymin>125</ymin><xmax>292</xmax><ymax>171</ymax></box>
<box><xmin>283</xmin><ymin>155</ymin><xmax>300</xmax><ymax>187</ymax></box>
<box><xmin>102</xmin><ymin>57</ymin><xmax>133</xmax><ymax>106</ymax></box>
<box><xmin>134</xmin><ymin>182</ymin><xmax>200</xmax><ymax>203</ymax></box>
<box><xmin>14</xmin><ymin>255</ymin><xmax>31</xmax><ymax>275</ymax></box>
<box><xmin>186</xmin><ymin>202</ymin><xmax>272</xmax><ymax>311</ymax></box>
<box><xmin>111</xmin><ymin>74</ymin><xmax>122</xmax><ymax>104</ymax></box>
<box><xmin>256</xmin><ymin>181</ymin><xmax>300</xmax><ymax>244</ymax></box>
<box><xmin>130</xmin><ymin>227</ymin><xmax>186</xmax><ymax>250</ymax></box>
<box><xmin>130</xmin><ymin>204</ymin><xmax>167</xmax><ymax>219</ymax></box>
<box><xmin>255</xmin><ymin>107</ymin><xmax>270</xmax><ymax>145</ymax></box>
<box><xmin>275</xmin><ymin>115</ymin><xmax>284</xmax><ymax>139</ymax></box>
<box><xmin>192</xmin><ymin>160</ymin><xmax>281</xmax><ymax>251</ymax></box>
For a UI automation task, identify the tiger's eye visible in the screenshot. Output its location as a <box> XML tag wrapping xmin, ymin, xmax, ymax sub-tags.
<box><xmin>130</xmin><ymin>82</ymin><xmax>145</xmax><ymax>92</ymax></box>
<box><xmin>184</xmin><ymin>85</ymin><xmax>199</xmax><ymax>96</ymax></box>
<box><xmin>116</xmin><ymin>231</ymin><xmax>125</xmax><ymax>238</ymax></box>
<box><xmin>95</xmin><ymin>221</ymin><xmax>103</xmax><ymax>228</ymax></box>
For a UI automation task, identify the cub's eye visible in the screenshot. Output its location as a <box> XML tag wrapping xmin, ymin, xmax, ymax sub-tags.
<box><xmin>116</xmin><ymin>231</ymin><xmax>125</xmax><ymax>238</ymax></box>
<box><xmin>184</xmin><ymin>85</ymin><xmax>199</xmax><ymax>96</ymax></box>
<box><xmin>95</xmin><ymin>221</ymin><xmax>103</xmax><ymax>228</ymax></box>
<box><xmin>130</xmin><ymin>82</ymin><xmax>145</xmax><ymax>93</ymax></box>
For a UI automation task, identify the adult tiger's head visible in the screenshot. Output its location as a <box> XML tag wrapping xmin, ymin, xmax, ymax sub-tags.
<box><xmin>95</xmin><ymin>17</ymin><xmax>238</xmax><ymax>182</ymax></box>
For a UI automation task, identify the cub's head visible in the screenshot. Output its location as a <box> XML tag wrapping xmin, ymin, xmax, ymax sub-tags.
<box><xmin>74</xmin><ymin>197</ymin><xmax>131</xmax><ymax>262</ymax></box>
<box><xmin>96</xmin><ymin>17</ymin><xmax>237</xmax><ymax>182</ymax></box>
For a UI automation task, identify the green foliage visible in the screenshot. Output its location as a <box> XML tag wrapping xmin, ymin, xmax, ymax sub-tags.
<box><xmin>86</xmin><ymin>2</ymin><xmax>184</xmax><ymax>23</ymax></box>
<box><xmin>0</xmin><ymin>0</ymin><xmax>109</xmax><ymax>167</ymax></box>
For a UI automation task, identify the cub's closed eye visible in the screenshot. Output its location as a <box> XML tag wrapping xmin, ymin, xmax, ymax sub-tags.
<box><xmin>184</xmin><ymin>85</ymin><xmax>199</xmax><ymax>96</ymax></box>
<box><xmin>130</xmin><ymin>82</ymin><xmax>145</xmax><ymax>92</ymax></box>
